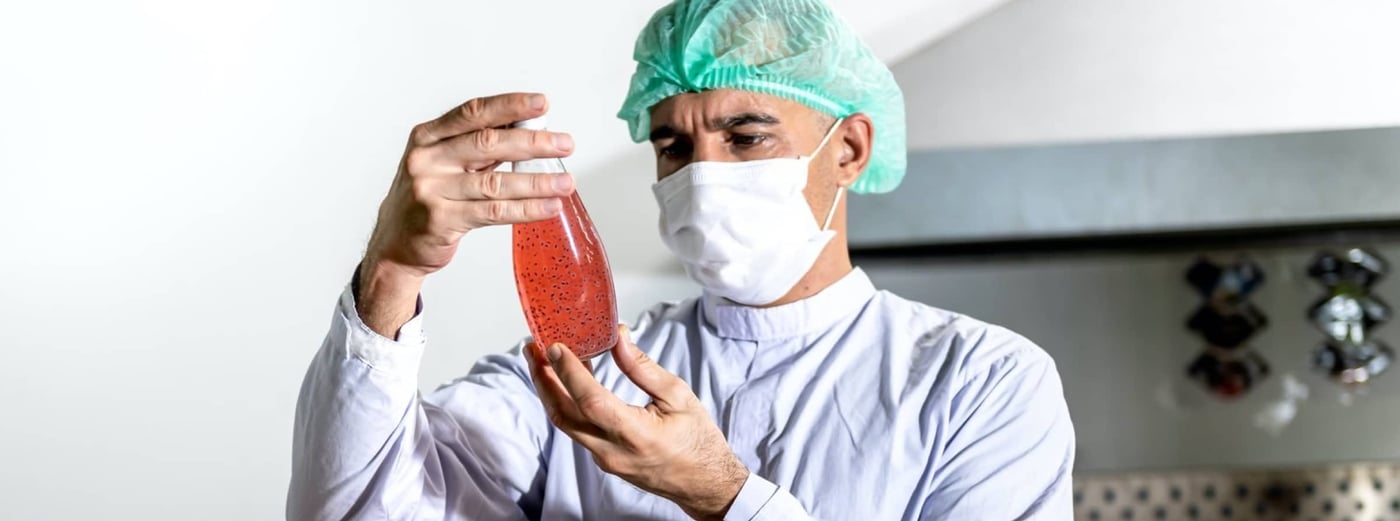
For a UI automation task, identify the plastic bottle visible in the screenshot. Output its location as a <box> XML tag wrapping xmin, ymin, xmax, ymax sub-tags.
<box><xmin>510</xmin><ymin>116</ymin><xmax>619</xmax><ymax>360</ymax></box>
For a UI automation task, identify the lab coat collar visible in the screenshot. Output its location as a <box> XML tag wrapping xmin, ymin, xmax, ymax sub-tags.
<box><xmin>701</xmin><ymin>267</ymin><xmax>877</xmax><ymax>342</ymax></box>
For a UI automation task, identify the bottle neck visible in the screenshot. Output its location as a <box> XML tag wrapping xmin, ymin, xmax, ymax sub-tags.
<box><xmin>512</xmin><ymin>157</ymin><xmax>567</xmax><ymax>174</ymax></box>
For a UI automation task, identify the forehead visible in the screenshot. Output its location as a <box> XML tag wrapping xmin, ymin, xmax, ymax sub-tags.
<box><xmin>648</xmin><ymin>89</ymin><xmax>814</xmax><ymax>130</ymax></box>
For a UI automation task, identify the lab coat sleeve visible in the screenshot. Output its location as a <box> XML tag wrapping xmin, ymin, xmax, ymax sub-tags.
<box><xmin>919</xmin><ymin>341</ymin><xmax>1076</xmax><ymax>520</ymax></box>
<box><xmin>287</xmin><ymin>282</ymin><xmax>551</xmax><ymax>521</ymax></box>
<box><xmin>724</xmin><ymin>473</ymin><xmax>814</xmax><ymax>521</ymax></box>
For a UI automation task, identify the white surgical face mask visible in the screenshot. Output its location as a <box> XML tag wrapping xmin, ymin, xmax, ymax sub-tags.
<box><xmin>652</xmin><ymin>118</ymin><xmax>845</xmax><ymax>306</ymax></box>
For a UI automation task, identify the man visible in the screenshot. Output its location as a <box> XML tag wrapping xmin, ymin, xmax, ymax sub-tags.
<box><xmin>288</xmin><ymin>0</ymin><xmax>1074</xmax><ymax>519</ymax></box>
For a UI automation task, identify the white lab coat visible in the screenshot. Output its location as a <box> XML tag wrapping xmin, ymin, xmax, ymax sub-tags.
<box><xmin>288</xmin><ymin>268</ymin><xmax>1075</xmax><ymax>520</ymax></box>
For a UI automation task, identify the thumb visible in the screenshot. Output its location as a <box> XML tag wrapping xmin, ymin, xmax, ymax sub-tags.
<box><xmin>613</xmin><ymin>324</ymin><xmax>688</xmax><ymax>409</ymax></box>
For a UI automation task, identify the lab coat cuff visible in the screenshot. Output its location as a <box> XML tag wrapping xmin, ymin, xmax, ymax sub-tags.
<box><xmin>337</xmin><ymin>278</ymin><xmax>426</xmax><ymax>376</ymax></box>
<box><xmin>724</xmin><ymin>473</ymin><xmax>808</xmax><ymax>521</ymax></box>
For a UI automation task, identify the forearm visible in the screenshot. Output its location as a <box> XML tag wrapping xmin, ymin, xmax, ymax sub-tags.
<box><xmin>673</xmin><ymin>463</ymin><xmax>747</xmax><ymax>520</ymax></box>
<box><xmin>355</xmin><ymin>257</ymin><xmax>426</xmax><ymax>339</ymax></box>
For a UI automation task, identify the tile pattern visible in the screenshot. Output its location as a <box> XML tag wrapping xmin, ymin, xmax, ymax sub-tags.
<box><xmin>1074</xmin><ymin>463</ymin><xmax>1400</xmax><ymax>521</ymax></box>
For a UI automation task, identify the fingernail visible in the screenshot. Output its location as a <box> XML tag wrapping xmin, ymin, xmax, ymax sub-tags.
<box><xmin>529</xmin><ymin>94</ymin><xmax>546</xmax><ymax>110</ymax></box>
<box><xmin>619</xmin><ymin>324</ymin><xmax>632</xmax><ymax>343</ymax></box>
<box><xmin>547</xmin><ymin>344</ymin><xmax>564</xmax><ymax>363</ymax></box>
<box><xmin>552</xmin><ymin>133</ymin><xmax>574</xmax><ymax>151</ymax></box>
<box><xmin>542</xmin><ymin>198</ymin><xmax>563</xmax><ymax>213</ymax></box>
<box><xmin>552</xmin><ymin>174</ymin><xmax>574</xmax><ymax>192</ymax></box>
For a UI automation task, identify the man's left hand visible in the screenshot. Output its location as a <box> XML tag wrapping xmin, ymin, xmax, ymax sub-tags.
<box><xmin>527</xmin><ymin>325</ymin><xmax>749</xmax><ymax>520</ymax></box>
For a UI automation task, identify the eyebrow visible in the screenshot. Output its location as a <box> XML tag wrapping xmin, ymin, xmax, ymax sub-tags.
<box><xmin>648</xmin><ymin>112</ymin><xmax>781</xmax><ymax>142</ymax></box>
<box><xmin>714</xmin><ymin>112</ymin><xmax>779</xmax><ymax>130</ymax></box>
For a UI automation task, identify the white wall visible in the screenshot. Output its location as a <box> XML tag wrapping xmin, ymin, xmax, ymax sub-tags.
<box><xmin>0</xmin><ymin>1</ymin><xmax>665</xmax><ymax>518</ymax></box>
<box><xmin>0</xmin><ymin>0</ymin><xmax>968</xmax><ymax>518</ymax></box>
<box><xmin>0</xmin><ymin>1</ymin><xmax>683</xmax><ymax>518</ymax></box>
<box><xmin>836</xmin><ymin>0</ymin><xmax>1011</xmax><ymax>65</ymax></box>
<box><xmin>896</xmin><ymin>0</ymin><xmax>1400</xmax><ymax>149</ymax></box>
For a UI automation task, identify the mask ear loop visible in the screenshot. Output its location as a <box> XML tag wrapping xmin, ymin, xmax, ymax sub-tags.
<box><xmin>821</xmin><ymin>186</ymin><xmax>843</xmax><ymax>231</ymax></box>
<box><xmin>810</xmin><ymin>117</ymin><xmax>845</xmax><ymax>160</ymax></box>
<box><xmin>813</xmin><ymin>117</ymin><xmax>846</xmax><ymax>232</ymax></box>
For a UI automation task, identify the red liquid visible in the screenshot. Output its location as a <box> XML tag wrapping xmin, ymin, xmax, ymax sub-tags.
<box><xmin>512</xmin><ymin>191</ymin><xmax>619</xmax><ymax>360</ymax></box>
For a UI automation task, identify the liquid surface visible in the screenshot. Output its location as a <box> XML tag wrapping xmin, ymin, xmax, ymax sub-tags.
<box><xmin>513</xmin><ymin>191</ymin><xmax>619</xmax><ymax>359</ymax></box>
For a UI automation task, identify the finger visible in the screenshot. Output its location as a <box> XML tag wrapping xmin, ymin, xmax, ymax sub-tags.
<box><xmin>611</xmin><ymin>325</ymin><xmax>689</xmax><ymax>411</ymax></box>
<box><xmin>424</xmin><ymin>128</ymin><xmax>575</xmax><ymax>174</ymax></box>
<box><xmin>405</xmin><ymin>129</ymin><xmax>573</xmax><ymax>176</ymax></box>
<box><xmin>412</xmin><ymin>93</ymin><xmax>548</xmax><ymax>146</ymax></box>
<box><xmin>434</xmin><ymin>171</ymin><xmax>574</xmax><ymax>202</ymax></box>
<box><xmin>446</xmin><ymin>197</ymin><xmax>563</xmax><ymax>230</ymax></box>
<box><xmin>545</xmin><ymin>343</ymin><xmax>635</xmax><ymax>435</ymax></box>
<box><xmin>525</xmin><ymin>343</ymin><xmax>611</xmax><ymax>445</ymax></box>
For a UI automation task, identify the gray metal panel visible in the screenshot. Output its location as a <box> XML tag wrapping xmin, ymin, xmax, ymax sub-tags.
<box><xmin>848</xmin><ymin>128</ymin><xmax>1400</xmax><ymax>248</ymax></box>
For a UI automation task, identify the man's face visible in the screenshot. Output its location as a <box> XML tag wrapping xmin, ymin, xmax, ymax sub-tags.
<box><xmin>648</xmin><ymin>89</ymin><xmax>843</xmax><ymax>227</ymax></box>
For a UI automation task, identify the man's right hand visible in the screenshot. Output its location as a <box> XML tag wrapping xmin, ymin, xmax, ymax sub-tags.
<box><xmin>356</xmin><ymin>93</ymin><xmax>577</xmax><ymax>338</ymax></box>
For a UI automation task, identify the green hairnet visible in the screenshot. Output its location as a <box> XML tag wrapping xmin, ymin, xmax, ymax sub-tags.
<box><xmin>617</xmin><ymin>0</ymin><xmax>907</xmax><ymax>194</ymax></box>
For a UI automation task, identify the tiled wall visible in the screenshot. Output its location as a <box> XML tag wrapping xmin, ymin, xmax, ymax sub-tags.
<box><xmin>1075</xmin><ymin>462</ymin><xmax>1400</xmax><ymax>520</ymax></box>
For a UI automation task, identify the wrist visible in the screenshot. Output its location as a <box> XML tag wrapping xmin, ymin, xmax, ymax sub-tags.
<box><xmin>355</xmin><ymin>257</ymin><xmax>425</xmax><ymax>339</ymax></box>
<box><xmin>682</xmin><ymin>459</ymin><xmax>749</xmax><ymax>520</ymax></box>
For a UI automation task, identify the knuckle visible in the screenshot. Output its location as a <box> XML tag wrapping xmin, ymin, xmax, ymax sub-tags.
<box><xmin>529</xmin><ymin>130</ymin><xmax>552</xmax><ymax>150</ymax></box>
<box><xmin>484</xmin><ymin>200</ymin><xmax>510</xmax><ymax>224</ymax></box>
<box><xmin>546</xmin><ymin>410</ymin><xmax>571</xmax><ymax>429</ymax></box>
<box><xmin>531</xmin><ymin>173</ymin><xmax>554</xmax><ymax>194</ymax></box>
<box><xmin>473</xmin><ymin>128</ymin><xmax>500</xmax><ymax>153</ymax></box>
<box><xmin>409</xmin><ymin>178</ymin><xmax>434</xmax><ymax>203</ymax></box>
<box><xmin>403</xmin><ymin>147</ymin><xmax>432</xmax><ymax>175</ymax></box>
<box><xmin>460</xmin><ymin>98</ymin><xmax>488</xmax><ymax>122</ymax></box>
<box><xmin>665</xmin><ymin>379</ymin><xmax>691</xmax><ymax>400</ymax></box>
<box><xmin>477</xmin><ymin>171</ymin><xmax>505</xmax><ymax>199</ymax></box>
<box><xmin>593</xmin><ymin>454</ymin><xmax>623</xmax><ymax>475</ymax></box>
<box><xmin>576</xmin><ymin>395</ymin><xmax>609</xmax><ymax>419</ymax></box>
<box><xmin>409</xmin><ymin>123</ymin><xmax>434</xmax><ymax>145</ymax></box>
<box><xmin>682</xmin><ymin>392</ymin><xmax>704</xmax><ymax>410</ymax></box>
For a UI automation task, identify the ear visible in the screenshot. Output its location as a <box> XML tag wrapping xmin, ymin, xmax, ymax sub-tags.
<box><xmin>833</xmin><ymin>113</ymin><xmax>873</xmax><ymax>188</ymax></box>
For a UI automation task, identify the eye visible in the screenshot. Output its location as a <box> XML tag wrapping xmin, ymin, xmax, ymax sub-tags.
<box><xmin>658</xmin><ymin>140</ymin><xmax>692</xmax><ymax>159</ymax></box>
<box><xmin>730</xmin><ymin>134</ymin><xmax>767</xmax><ymax>147</ymax></box>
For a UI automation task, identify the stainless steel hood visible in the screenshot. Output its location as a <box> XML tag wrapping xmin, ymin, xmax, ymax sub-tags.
<box><xmin>848</xmin><ymin>127</ymin><xmax>1400</xmax><ymax>252</ymax></box>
